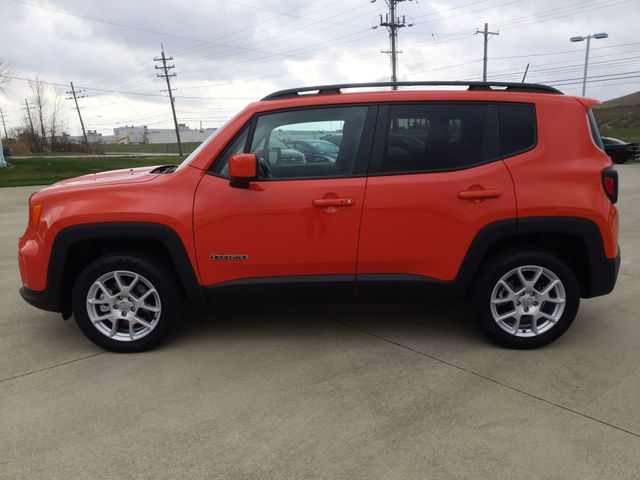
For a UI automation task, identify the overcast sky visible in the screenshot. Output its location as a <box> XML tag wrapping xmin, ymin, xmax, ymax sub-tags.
<box><xmin>1</xmin><ymin>0</ymin><xmax>639</xmax><ymax>136</ymax></box>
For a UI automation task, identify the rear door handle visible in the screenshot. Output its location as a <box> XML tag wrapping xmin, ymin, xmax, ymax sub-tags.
<box><xmin>458</xmin><ymin>189</ymin><xmax>501</xmax><ymax>200</ymax></box>
<box><xmin>312</xmin><ymin>197</ymin><xmax>355</xmax><ymax>207</ymax></box>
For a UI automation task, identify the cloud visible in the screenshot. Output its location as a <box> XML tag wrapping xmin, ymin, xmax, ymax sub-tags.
<box><xmin>1</xmin><ymin>0</ymin><xmax>638</xmax><ymax>135</ymax></box>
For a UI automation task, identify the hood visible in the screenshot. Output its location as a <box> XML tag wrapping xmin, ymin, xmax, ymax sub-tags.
<box><xmin>42</xmin><ymin>165</ymin><xmax>161</xmax><ymax>192</ymax></box>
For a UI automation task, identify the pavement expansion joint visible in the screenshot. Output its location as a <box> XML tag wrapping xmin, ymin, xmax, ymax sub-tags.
<box><xmin>327</xmin><ymin>315</ymin><xmax>640</xmax><ymax>440</ymax></box>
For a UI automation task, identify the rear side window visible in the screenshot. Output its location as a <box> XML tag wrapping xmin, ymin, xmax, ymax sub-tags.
<box><xmin>378</xmin><ymin>103</ymin><xmax>500</xmax><ymax>174</ymax></box>
<box><xmin>588</xmin><ymin>109</ymin><xmax>604</xmax><ymax>151</ymax></box>
<box><xmin>500</xmin><ymin>104</ymin><xmax>536</xmax><ymax>157</ymax></box>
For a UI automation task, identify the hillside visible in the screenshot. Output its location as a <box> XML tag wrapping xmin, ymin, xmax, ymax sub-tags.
<box><xmin>593</xmin><ymin>91</ymin><xmax>640</xmax><ymax>130</ymax></box>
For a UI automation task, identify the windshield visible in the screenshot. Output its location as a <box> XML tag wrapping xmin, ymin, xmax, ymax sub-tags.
<box><xmin>175</xmin><ymin>116</ymin><xmax>234</xmax><ymax>171</ymax></box>
<box><xmin>270</xmin><ymin>136</ymin><xmax>288</xmax><ymax>149</ymax></box>
<box><xmin>308</xmin><ymin>140</ymin><xmax>339</xmax><ymax>154</ymax></box>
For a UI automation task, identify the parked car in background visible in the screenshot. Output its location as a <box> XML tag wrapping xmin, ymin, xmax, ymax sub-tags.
<box><xmin>320</xmin><ymin>134</ymin><xmax>343</xmax><ymax>147</ymax></box>
<box><xmin>2</xmin><ymin>146</ymin><xmax>12</xmax><ymax>157</ymax></box>
<box><xmin>602</xmin><ymin>136</ymin><xmax>639</xmax><ymax>164</ymax></box>
<box><xmin>285</xmin><ymin>139</ymin><xmax>339</xmax><ymax>163</ymax></box>
<box><xmin>260</xmin><ymin>136</ymin><xmax>305</xmax><ymax>165</ymax></box>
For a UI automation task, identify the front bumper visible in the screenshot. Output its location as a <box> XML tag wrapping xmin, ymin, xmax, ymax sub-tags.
<box><xmin>19</xmin><ymin>286</ymin><xmax>61</xmax><ymax>313</ymax></box>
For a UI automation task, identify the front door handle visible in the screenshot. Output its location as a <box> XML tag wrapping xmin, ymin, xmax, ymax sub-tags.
<box><xmin>312</xmin><ymin>197</ymin><xmax>355</xmax><ymax>207</ymax></box>
<box><xmin>458</xmin><ymin>189</ymin><xmax>501</xmax><ymax>200</ymax></box>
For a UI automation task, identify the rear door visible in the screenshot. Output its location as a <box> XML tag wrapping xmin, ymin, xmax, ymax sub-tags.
<box><xmin>357</xmin><ymin>102</ymin><xmax>518</xmax><ymax>289</ymax></box>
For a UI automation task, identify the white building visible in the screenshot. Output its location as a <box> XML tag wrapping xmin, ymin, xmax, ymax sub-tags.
<box><xmin>113</xmin><ymin>124</ymin><xmax>216</xmax><ymax>144</ymax></box>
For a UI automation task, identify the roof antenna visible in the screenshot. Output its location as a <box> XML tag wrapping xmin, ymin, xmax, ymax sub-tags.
<box><xmin>521</xmin><ymin>63</ymin><xmax>530</xmax><ymax>83</ymax></box>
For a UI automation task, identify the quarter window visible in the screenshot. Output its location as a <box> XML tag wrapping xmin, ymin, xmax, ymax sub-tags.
<box><xmin>379</xmin><ymin>103</ymin><xmax>500</xmax><ymax>173</ymax></box>
<box><xmin>588</xmin><ymin>109</ymin><xmax>604</xmax><ymax>151</ymax></box>
<box><xmin>500</xmin><ymin>104</ymin><xmax>536</xmax><ymax>157</ymax></box>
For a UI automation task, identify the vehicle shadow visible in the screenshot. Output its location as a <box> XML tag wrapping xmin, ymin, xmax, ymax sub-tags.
<box><xmin>168</xmin><ymin>300</ymin><xmax>484</xmax><ymax>349</ymax></box>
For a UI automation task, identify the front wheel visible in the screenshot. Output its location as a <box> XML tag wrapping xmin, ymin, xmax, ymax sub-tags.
<box><xmin>473</xmin><ymin>250</ymin><xmax>580</xmax><ymax>349</ymax></box>
<box><xmin>72</xmin><ymin>253</ymin><xmax>180</xmax><ymax>352</ymax></box>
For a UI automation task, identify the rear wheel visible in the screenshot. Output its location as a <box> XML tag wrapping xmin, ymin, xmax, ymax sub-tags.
<box><xmin>473</xmin><ymin>250</ymin><xmax>580</xmax><ymax>348</ymax></box>
<box><xmin>72</xmin><ymin>253</ymin><xmax>180</xmax><ymax>352</ymax></box>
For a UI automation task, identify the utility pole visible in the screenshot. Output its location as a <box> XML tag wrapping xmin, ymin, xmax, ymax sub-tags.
<box><xmin>154</xmin><ymin>43</ymin><xmax>183</xmax><ymax>155</ymax></box>
<box><xmin>376</xmin><ymin>0</ymin><xmax>413</xmax><ymax>89</ymax></box>
<box><xmin>24</xmin><ymin>98</ymin><xmax>36</xmax><ymax>137</ymax></box>
<box><xmin>66</xmin><ymin>82</ymin><xmax>88</xmax><ymax>145</ymax></box>
<box><xmin>475</xmin><ymin>23</ymin><xmax>499</xmax><ymax>81</ymax></box>
<box><xmin>0</xmin><ymin>107</ymin><xmax>7</xmax><ymax>138</ymax></box>
<box><xmin>22</xmin><ymin>98</ymin><xmax>37</xmax><ymax>153</ymax></box>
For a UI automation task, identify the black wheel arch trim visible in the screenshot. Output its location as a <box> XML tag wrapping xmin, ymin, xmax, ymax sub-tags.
<box><xmin>452</xmin><ymin>215</ymin><xmax>618</xmax><ymax>298</ymax></box>
<box><xmin>23</xmin><ymin>222</ymin><xmax>205</xmax><ymax>314</ymax></box>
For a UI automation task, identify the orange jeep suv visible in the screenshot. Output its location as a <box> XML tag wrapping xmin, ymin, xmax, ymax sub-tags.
<box><xmin>18</xmin><ymin>81</ymin><xmax>620</xmax><ymax>352</ymax></box>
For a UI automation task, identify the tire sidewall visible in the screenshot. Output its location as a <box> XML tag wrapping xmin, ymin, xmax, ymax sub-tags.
<box><xmin>72</xmin><ymin>254</ymin><xmax>179</xmax><ymax>352</ymax></box>
<box><xmin>474</xmin><ymin>250</ymin><xmax>580</xmax><ymax>349</ymax></box>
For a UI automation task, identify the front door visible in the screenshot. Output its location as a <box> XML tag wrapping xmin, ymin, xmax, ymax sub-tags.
<box><xmin>194</xmin><ymin>105</ymin><xmax>375</xmax><ymax>292</ymax></box>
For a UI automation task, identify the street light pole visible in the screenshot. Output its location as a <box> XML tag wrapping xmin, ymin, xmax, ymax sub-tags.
<box><xmin>570</xmin><ymin>32</ymin><xmax>608</xmax><ymax>96</ymax></box>
<box><xmin>582</xmin><ymin>35</ymin><xmax>591</xmax><ymax>97</ymax></box>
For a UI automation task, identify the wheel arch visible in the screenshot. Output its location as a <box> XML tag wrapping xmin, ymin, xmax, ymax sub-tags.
<box><xmin>48</xmin><ymin>223</ymin><xmax>205</xmax><ymax>318</ymax></box>
<box><xmin>458</xmin><ymin>216</ymin><xmax>617</xmax><ymax>298</ymax></box>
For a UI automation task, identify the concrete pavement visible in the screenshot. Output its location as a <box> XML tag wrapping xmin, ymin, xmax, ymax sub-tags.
<box><xmin>1</xmin><ymin>167</ymin><xmax>639</xmax><ymax>479</ymax></box>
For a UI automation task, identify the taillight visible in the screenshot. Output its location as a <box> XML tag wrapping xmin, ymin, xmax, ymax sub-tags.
<box><xmin>602</xmin><ymin>169</ymin><xmax>618</xmax><ymax>204</ymax></box>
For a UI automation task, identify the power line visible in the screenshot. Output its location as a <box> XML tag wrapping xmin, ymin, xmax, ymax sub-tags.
<box><xmin>154</xmin><ymin>44</ymin><xmax>183</xmax><ymax>156</ymax></box>
<box><xmin>0</xmin><ymin>73</ymin><xmax>255</xmax><ymax>100</ymax></box>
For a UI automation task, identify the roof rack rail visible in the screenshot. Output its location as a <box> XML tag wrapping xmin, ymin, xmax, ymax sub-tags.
<box><xmin>261</xmin><ymin>81</ymin><xmax>562</xmax><ymax>100</ymax></box>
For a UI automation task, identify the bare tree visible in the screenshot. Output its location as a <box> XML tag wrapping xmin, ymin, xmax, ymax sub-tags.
<box><xmin>30</xmin><ymin>79</ymin><xmax>48</xmax><ymax>152</ymax></box>
<box><xmin>0</xmin><ymin>58</ymin><xmax>11</xmax><ymax>94</ymax></box>
<box><xmin>49</xmin><ymin>87</ymin><xmax>63</xmax><ymax>150</ymax></box>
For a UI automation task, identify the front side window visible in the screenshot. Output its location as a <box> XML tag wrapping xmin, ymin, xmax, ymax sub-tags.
<box><xmin>213</xmin><ymin>106</ymin><xmax>369</xmax><ymax>180</ymax></box>
<box><xmin>378</xmin><ymin>103</ymin><xmax>499</xmax><ymax>174</ymax></box>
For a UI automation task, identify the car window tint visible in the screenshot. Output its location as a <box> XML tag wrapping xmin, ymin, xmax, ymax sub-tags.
<box><xmin>588</xmin><ymin>109</ymin><xmax>605</xmax><ymax>151</ymax></box>
<box><xmin>381</xmin><ymin>103</ymin><xmax>499</xmax><ymax>173</ymax></box>
<box><xmin>500</xmin><ymin>104</ymin><xmax>536</xmax><ymax>157</ymax></box>
<box><xmin>247</xmin><ymin>106</ymin><xmax>368</xmax><ymax>180</ymax></box>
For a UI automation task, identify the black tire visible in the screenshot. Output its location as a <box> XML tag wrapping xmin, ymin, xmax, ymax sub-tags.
<box><xmin>72</xmin><ymin>253</ymin><xmax>181</xmax><ymax>352</ymax></box>
<box><xmin>473</xmin><ymin>249</ymin><xmax>580</xmax><ymax>349</ymax></box>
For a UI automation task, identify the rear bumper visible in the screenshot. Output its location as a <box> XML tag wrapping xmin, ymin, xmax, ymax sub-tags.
<box><xmin>19</xmin><ymin>286</ymin><xmax>60</xmax><ymax>313</ymax></box>
<box><xmin>586</xmin><ymin>248</ymin><xmax>620</xmax><ymax>298</ymax></box>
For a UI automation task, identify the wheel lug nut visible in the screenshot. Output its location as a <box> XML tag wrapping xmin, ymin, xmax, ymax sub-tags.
<box><xmin>122</xmin><ymin>311</ymin><xmax>127</xmax><ymax>317</ymax></box>
<box><xmin>118</xmin><ymin>296</ymin><xmax>122</xmax><ymax>300</ymax></box>
<box><xmin>533</xmin><ymin>301</ymin><xmax>538</xmax><ymax>306</ymax></box>
<box><xmin>524</xmin><ymin>307</ymin><xmax>529</xmax><ymax>312</ymax></box>
<box><xmin>131</xmin><ymin>307</ymin><xmax>135</xmax><ymax>312</ymax></box>
<box><xmin>516</xmin><ymin>301</ymin><xmax>521</xmax><ymax>306</ymax></box>
<box><xmin>114</xmin><ymin>305</ymin><xmax>119</xmax><ymax>309</ymax></box>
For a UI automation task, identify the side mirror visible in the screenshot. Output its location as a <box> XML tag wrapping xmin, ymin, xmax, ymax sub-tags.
<box><xmin>228</xmin><ymin>153</ymin><xmax>257</xmax><ymax>188</ymax></box>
